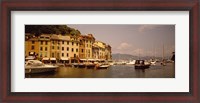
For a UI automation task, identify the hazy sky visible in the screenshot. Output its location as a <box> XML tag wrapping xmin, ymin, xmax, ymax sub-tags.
<box><xmin>68</xmin><ymin>24</ymin><xmax>175</xmax><ymax>57</ymax></box>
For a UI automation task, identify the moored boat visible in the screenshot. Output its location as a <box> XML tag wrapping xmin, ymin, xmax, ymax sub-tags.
<box><xmin>25</xmin><ymin>60</ymin><xmax>58</xmax><ymax>74</ymax></box>
<box><xmin>135</xmin><ymin>60</ymin><xmax>150</xmax><ymax>69</ymax></box>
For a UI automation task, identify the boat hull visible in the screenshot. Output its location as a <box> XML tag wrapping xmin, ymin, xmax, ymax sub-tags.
<box><xmin>135</xmin><ymin>65</ymin><xmax>150</xmax><ymax>69</ymax></box>
<box><xmin>25</xmin><ymin>67</ymin><xmax>57</xmax><ymax>74</ymax></box>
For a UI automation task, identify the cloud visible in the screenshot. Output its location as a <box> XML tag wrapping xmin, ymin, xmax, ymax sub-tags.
<box><xmin>117</xmin><ymin>42</ymin><xmax>132</xmax><ymax>50</ymax></box>
<box><xmin>138</xmin><ymin>25</ymin><xmax>159</xmax><ymax>32</ymax></box>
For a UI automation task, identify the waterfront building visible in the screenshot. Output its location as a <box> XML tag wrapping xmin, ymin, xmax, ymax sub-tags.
<box><xmin>50</xmin><ymin>34</ymin><xmax>61</xmax><ymax>59</ymax></box>
<box><xmin>25</xmin><ymin>36</ymin><xmax>39</xmax><ymax>58</ymax></box>
<box><xmin>79</xmin><ymin>34</ymin><xmax>95</xmax><ymax>59</ymax></box>
<box><xmin>68</xmin><ymin>35</ymin><xmax>80</xmax><ymax>58</ymax></box>
<box><xmin>38</xmin><ymin>34</ymin><xmax>51</xmax><ymax>59</ymax></box>
<box><xmin>105</xmin><ymin>45</ymin><xmax>112</xmax><ymax>60</ymax></box>
<box><xmin>93</xmin><ymin>41</ymin><xmax>106</xmax><ymax>59</ymax></box>
<box><xmin>25</xmin><ymin>33</ymin><xmax>111</xmax><ymax>61</ymax></box>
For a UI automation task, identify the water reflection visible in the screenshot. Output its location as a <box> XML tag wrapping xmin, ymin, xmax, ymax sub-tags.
<box><xmin>25</xmin><ymin>63</ymin><xmax>175</xmax><ymax>78</ymax></box>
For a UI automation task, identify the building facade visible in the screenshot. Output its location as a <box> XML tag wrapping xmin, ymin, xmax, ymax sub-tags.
<box><xmin>25</xmin><ymin>33</ymin><xmax>111</xmax><ymax>61</ymax></box>
<box><xmin>79</xmin><ymin>34</ymin><xmax>95</xmax><ymax>59</ymax></box>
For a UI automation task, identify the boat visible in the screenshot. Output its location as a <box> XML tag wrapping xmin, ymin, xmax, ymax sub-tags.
<box><xmin>86</xmin><ymin>63</ymin><xmax>96</xmax><ymax>69</ymax></box>
<box><xmin>150</xmin><ymin>61</ymin><xmax>156</xmax><ymax>65</ymax></box>
<box><xmin>95</xmin><ymin>63</ymin><xmax>110</xmax><ymax>69</ymax></box>
<box><xmin>161</xmin><ymin>44</ymin><xmax>167</xmax><ymax>66</ymax></box>
<box><xmin>135</xmin><ymin>60</ymin><xmax>150</xmax><ymax>69</ymax></box>
<box><xmin>126</xmin><ymin>60</ymin><xmax>136</xmax><ymax>65</ymax></box>
<box><xmin>72</xmin><ymin>63</ymin><xmax>86</xmax><ymax>68</ymax></box>
<box><xmin>25</xmin><ymin>60</ymin><xmax>58</xmax><ymax>74</ymax></box>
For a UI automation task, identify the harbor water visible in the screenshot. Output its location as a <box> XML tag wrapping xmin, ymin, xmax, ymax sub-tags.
<box><xmin>25</xmin><ymin>63</ymin><xmax>175</xmax><ymax>78</ymax></box>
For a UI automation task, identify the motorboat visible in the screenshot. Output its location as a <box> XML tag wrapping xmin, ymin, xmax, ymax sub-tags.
<box><xmin>150</xmin><ymin>61</ymin><xmax>156</xmax><ymax>65</ymax></box>
<box><xmin>135</xmin><ymin>60</ymin><xmax>150</xmax><ymax>69</ymax></box>
<box><xmin>25</xmin><ymin>60</ymin><xmax>58</xmax><ymax>74</ymax></box>
<box><xmin>96</xmin><ymin>63</ymin><xmax>110</xmax><ymax>69</ymax></box>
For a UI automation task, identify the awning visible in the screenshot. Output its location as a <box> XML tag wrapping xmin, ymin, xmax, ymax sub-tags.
<box><xmin>60</xmin><ymin>57</ymin><xmax>69</xmax><ymax>60</ymax></box>
<box><xmin>42</xmin><ymin>58</ymin><xmax>49</xmax><ymax>60</ymax></box>
<box><xmin>50</xmin><ymin>58</ymin><xmax>56</xmax><ymax>60</ymax></box>
<box><xmin>80</xmin><ymin>59</ymin><xmax>87</xmax><ymax>61</ymax></box>
<box><xmin>25</xmin><ymin>56</ymin><xmax>35</xmax><ymax>60</ymax></box>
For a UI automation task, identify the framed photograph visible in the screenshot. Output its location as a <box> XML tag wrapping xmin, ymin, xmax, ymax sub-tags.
<box><xmin>1</xmin><ymin>0</ymin><xmax>199</xmax><ymax>102</ymax></box>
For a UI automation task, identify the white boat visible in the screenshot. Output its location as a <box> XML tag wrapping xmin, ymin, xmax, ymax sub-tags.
<box><xmin>25</xmin><ymin>60</ymin><xmax>58</xmax><ymax>73</ymax></box>
<box><xmin>126</xmin><ymin>60</ymin><xmax>136</xmax><ymax>65</ymax></box>
<box><xmin>150</xmin><ymin>61</ymin><xmax>156</xmax><ymax>65</ymax></box>
<box><xmin>97</xmin><ymin>64</ymin><xmax>110</xmax><ymax>69</ymax></box>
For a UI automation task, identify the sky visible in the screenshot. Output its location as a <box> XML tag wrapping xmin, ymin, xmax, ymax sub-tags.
<box><xmin>67</xmin><ymin>24</ymin><xmax>175</xmax><ymax>57</ymax></box>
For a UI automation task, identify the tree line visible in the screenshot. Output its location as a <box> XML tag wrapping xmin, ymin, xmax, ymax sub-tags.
<box><xmin>25</xmin><ymin>25</ymin><xmax>81</xmax><ymax>36</ymax></box>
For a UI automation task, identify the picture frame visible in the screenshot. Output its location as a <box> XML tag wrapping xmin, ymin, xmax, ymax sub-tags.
<box><xmin>0</xmin><ymin>0</ymin><xmax>199</xmax><ymax>102</ymax></box>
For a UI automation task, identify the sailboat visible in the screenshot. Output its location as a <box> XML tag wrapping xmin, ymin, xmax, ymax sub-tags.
<box><xmin>161</xmin><ymin>44</ymin><xmax>166</xmax><ymax>66</ymax></box>
<box><xmin>151</xmin><ymin>46</ymin><xmax>157</xmax><ymax>65</ymax></box>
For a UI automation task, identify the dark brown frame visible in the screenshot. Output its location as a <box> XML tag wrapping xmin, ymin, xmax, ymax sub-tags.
<box><xmin>0</xmin><ymin>0</ymin><xmax>199</xmax><ymax>102</ymax></box>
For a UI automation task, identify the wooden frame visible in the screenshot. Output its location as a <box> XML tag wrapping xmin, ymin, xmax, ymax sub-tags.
<box><xmin>0</xmin><ymin>0</ymin><xmax>199</xmax><ymax>102</ymax></box>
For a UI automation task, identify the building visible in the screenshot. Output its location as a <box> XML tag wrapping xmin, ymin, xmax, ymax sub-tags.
<box><xmin>79</xmin><ymin>34</ymin><xmax>95</xmax><ymax>59</ymax></box>
<box><xmin>25</xmin><ymin>33</ymin><xmax>111</xmax><ymax>61</ymax></box>
<box><xmin>60</xmin><ymin>35</ymin><xmax>79</xmax><ymax>58</ymax></box>
<box><xmin>38</xmin><ymin>34</ymin><xmax>51</xmax><ymax>59</ymax></box>
<box><xmin>50</xmin><ymin>34</ymin><xmax>61</xmax><ymax>59</ymax></box>
<box><xmin>93</xmin><ymin>41</ymin><xmax>106</xmax><ymax>59</ymax></box>
<box><xmin>25</xmin><ymin>37</ymin><xmax>39</xmax><ymax>58</ymax></box>
<box><xmin>105</xmin><ymin>45</ymin><xmax>112</xmax><ymax>60</ymax></box>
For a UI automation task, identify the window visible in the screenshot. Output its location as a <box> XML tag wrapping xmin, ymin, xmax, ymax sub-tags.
<box><xmin>40</xmin><ymin>47</ymin><xmax>43</xmax><ymax>51</ymax></box>
<box><xmin>67</xmin><ymin>41</ymin><xmax>69</xmax><ymax>45</ymax></box>
<box><xmin>62</xmin><ymin>47</ymin><xmax>64</xmax><ymax>51</ymax></box>
<box><xmin>82</xmin><ymin>49</ymin><xmax>84</xmax><ymax>53</ymax></box>
<box><xmin>67</xmin><ymin>53</ymin><xmax>68</xmax><ymax>57</ymax></box>
<box><xmin>52</xmin><ymin>41</ymin><xmax>54</xmax><ymax>44</ymax></box>
<box><xmin>62</xmin><ymin>41</ymin><xmax>64</xmax><ymax>44</ymax></box>
<box><xmin>72</xmin><ymin>42</ymin><xmax>74</xmax><ymax>45</ymax></box>
<box><xmin>67</xmin><ymin>47</ymin><xmax>69</xmax><ymax>51</ymax></box>
<box><xmin>76</xmin><ymin>43</ymin><xmax>78</xmax><ymax>46</ymax></box>
<box><xmin>87</xmin><ymin>44</ymin><xmax>88</xmax><ymax>47</ymax></box>
<box><xmin>72</xmin><ymin>48</ymin><xmax>74</xmax><ymax>52</ymax></box>
<box><xmin>41</xmin><ymin>41</ymin><xmax>43</xmax><ymax>45</ymax></box>
<box><xmin>31</xmin><ymin>46</ymin><xmax>34</xmax><ymax>50</ymax></box>
<box><xmin>76</xmin><ymin>48</ymin><xmax>78</xmax><ymax>52</ymax></box>
<box><xmin>57</xmin><ymin>46</ymin><xmax>59</xmax><ymax>50</ymax></box>
<box><xmin>45</xmin><ymin>41</ymin><xmax>48</xmax><ymax>45</ymax></box>
<box><xmin>32</xmin><ymin>41</ymin><xmax>35</xmax><ymax>44</ymax></box>
<box><xmin>62</xmin><ymin>53</ymin><xmax>64</xmax><ymax>57</ymax></box>
<box><xmin>74</xmin><ymin>54</ymin><xmax>76</xmax><ymax>57</ymax></box>
<box><xmin>45</xmin><ymin>47</ymin><xmax>47</xmax><ymax>51</ymax></box>
<box><xmin>52</xmin><ymin>46</ymin><xmax>54</xmax><ymax>49</ymax></box>
<box><xmin>52</xmin><ymin>53</ymin><xmax>54</xmax><ymax>57</ymax></box>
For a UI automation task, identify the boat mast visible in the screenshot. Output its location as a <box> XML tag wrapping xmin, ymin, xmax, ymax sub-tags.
<box><xmin>162</xmin><ymin>44</ymin><xmax>164</xmax><ymax>61</ymax></box>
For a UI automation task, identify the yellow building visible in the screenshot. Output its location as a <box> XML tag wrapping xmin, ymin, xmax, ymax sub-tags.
<box><xmin>25</xmin><ymin>37</ymin><xmax>39</xmax><ymax>57</ymax></box>
<box><xmin>59</xmin><ymin>35</ymin><xmax>79</xmax><ymax>59</ymax></box>
<box><xmin>50</xmin><ymin>34</ymin><xmax>61</xmax><ymax>59</ymax></box>
<box><xmin>79</xmin><ymin>34</ymin><xmax>95</xmax><ymax>59</ymax></box>
<box><xmin>38</xmin><ymin>34</ymin><xmax>51</xmax><ymax>59</ymax></box>
<box><xmin>25</xmin><ymin>33</ymin><xmax>112</xmax><ymax>61</ymax></box>
<box><xmin>93</xmin><ymin>41</ymin><xmax>106</xmax><ymax>59</ymax></box>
